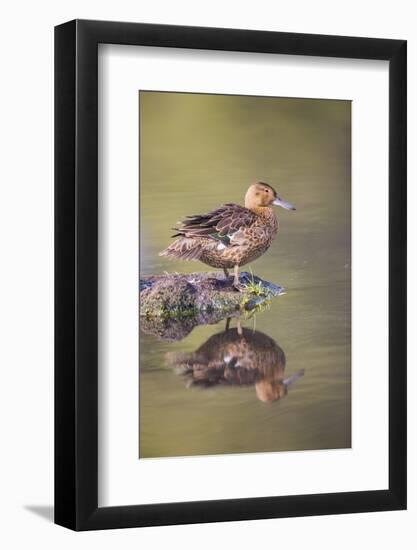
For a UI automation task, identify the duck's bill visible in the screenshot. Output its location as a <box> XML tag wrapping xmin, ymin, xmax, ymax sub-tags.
<box><xmin>273</xmin><ymin>197</ymin><xmax>296</xmax><ymax>210</ymax></box>
<box><xmin>283</xmin><ymin>369</ymin><xmax>305</xmax><ymax>388</ymax></box>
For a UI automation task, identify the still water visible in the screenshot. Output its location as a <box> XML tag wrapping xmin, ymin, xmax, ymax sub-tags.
<box><xmin>139</xmin><ymin>92</ymin><xmax>351</xmax><ymax>458</ymax></box>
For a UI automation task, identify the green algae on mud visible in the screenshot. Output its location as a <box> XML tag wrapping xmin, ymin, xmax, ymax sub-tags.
<box><xmin>139</xmin><ymin>272</ymin><xmax>284</xmax><ymax>340</ymax></box>
<box><xmin>140</xmin><ymin>271</ymin><xmax>284</xmax><ymax>317</ymax></box>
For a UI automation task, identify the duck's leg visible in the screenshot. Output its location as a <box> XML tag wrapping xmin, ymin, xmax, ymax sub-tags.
<box><xmin>225</xmin><ymin>317</ymin><xmax>231</xmax><ymax>331</ymax></box>
<box><xmin>236</xmin><ymin>318</ymin><xmax>243</xmax><ymax>336</ymax></box>
<box><xmin>233</xmin><ymin>265</ymin><xmax>239</xmax><ymax>286</ymax></box>
<box><xmin>223</xmin><ymin>268</ymin><xmax>230</xmax><ymax>279</ymax></box>
<box><xmin>233</xmin><ymin>265</ymin><xmax>244</xmax><ymax>291</ymax></box>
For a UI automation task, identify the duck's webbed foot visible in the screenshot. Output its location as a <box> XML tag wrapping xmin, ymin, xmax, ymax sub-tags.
<box><xmin>233</xmin><ymin>281</ymin><xmax>246</xmax><ymax>292</ymax></box>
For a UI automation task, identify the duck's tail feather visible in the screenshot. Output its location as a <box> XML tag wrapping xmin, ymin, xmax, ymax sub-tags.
<box><xmin>159</xmin><ymin>238</ymin><xmax>204</xmax><ymax>261</ymax></box>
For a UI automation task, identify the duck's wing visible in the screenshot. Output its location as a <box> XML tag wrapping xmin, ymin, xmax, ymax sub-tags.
<box><xmin>173</xmin><ymin>203</ymin><xmax>257</xmax><ymax>245</ymax></box>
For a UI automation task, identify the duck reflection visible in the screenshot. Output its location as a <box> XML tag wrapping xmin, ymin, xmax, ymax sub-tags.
<box><xmin>167</xmin><ymin>322</ymin><xmax>304</xmax><ymax>402</ymax></box>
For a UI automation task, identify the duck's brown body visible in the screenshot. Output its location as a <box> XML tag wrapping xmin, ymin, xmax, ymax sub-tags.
<box><xmin>195</xmin><ymin>207</ymin><xmax>278</xmax><ymax>269</ymax></box>
<box><xmin>160</xmin><ymin>182</ymin><xmax>294</xmax><ymax>286</ymax></box>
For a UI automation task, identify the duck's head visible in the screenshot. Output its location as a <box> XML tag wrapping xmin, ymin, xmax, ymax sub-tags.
<box><xmin>255</xmin><ymin>369</ymin><xmax>305</xmax><ymax>403</ymax></box>
<box><xmin>255</xmin><ymin>379</ymin><xmax>287</xmax><ymax>402</ymax></box>
<box><xmin>245</xmin><ymin>182</ymin><xmax>296</xmax><ymax>211</ymax></box>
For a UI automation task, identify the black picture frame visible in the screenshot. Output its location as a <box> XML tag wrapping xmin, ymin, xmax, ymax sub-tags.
<box><xmin>55</xmin><ymin>19</ymin><xmax>407</xmax><ymax>531</ymax></box>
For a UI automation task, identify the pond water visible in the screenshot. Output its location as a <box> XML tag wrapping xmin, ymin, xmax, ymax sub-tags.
<box><xmin>139</xmin><ymin>92</ymin><xmax>351</xmax><ymax>458</ymax></box>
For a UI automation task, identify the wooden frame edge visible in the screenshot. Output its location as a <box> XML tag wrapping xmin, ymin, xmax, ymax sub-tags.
<box><xmin>54</xmin><ymin>19</ymin><xmax>407</xmax><ymax>531</ymax></box>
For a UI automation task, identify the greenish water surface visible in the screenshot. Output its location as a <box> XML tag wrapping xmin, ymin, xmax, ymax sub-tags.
<box><xmin>139</xmin><ymin>92</ymin><xmax>351</xmax><ymax>458</ymax></box>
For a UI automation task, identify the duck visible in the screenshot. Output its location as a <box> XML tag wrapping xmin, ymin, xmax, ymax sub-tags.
<box><xmin>159</xmin><ymin>182</ymin><xmax>295</xmax><ymax>289</ymax></box>
<box><xmin>166</xmin><ymin>326</ymin><xmax>304</xmax><ymax>402</ymax></box>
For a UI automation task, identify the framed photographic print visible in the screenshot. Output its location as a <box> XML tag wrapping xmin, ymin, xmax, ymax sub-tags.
<box><xmin>55</xmin><ymin>19</ymin><xmax>407</xmax><ymax>530</ymax></box>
